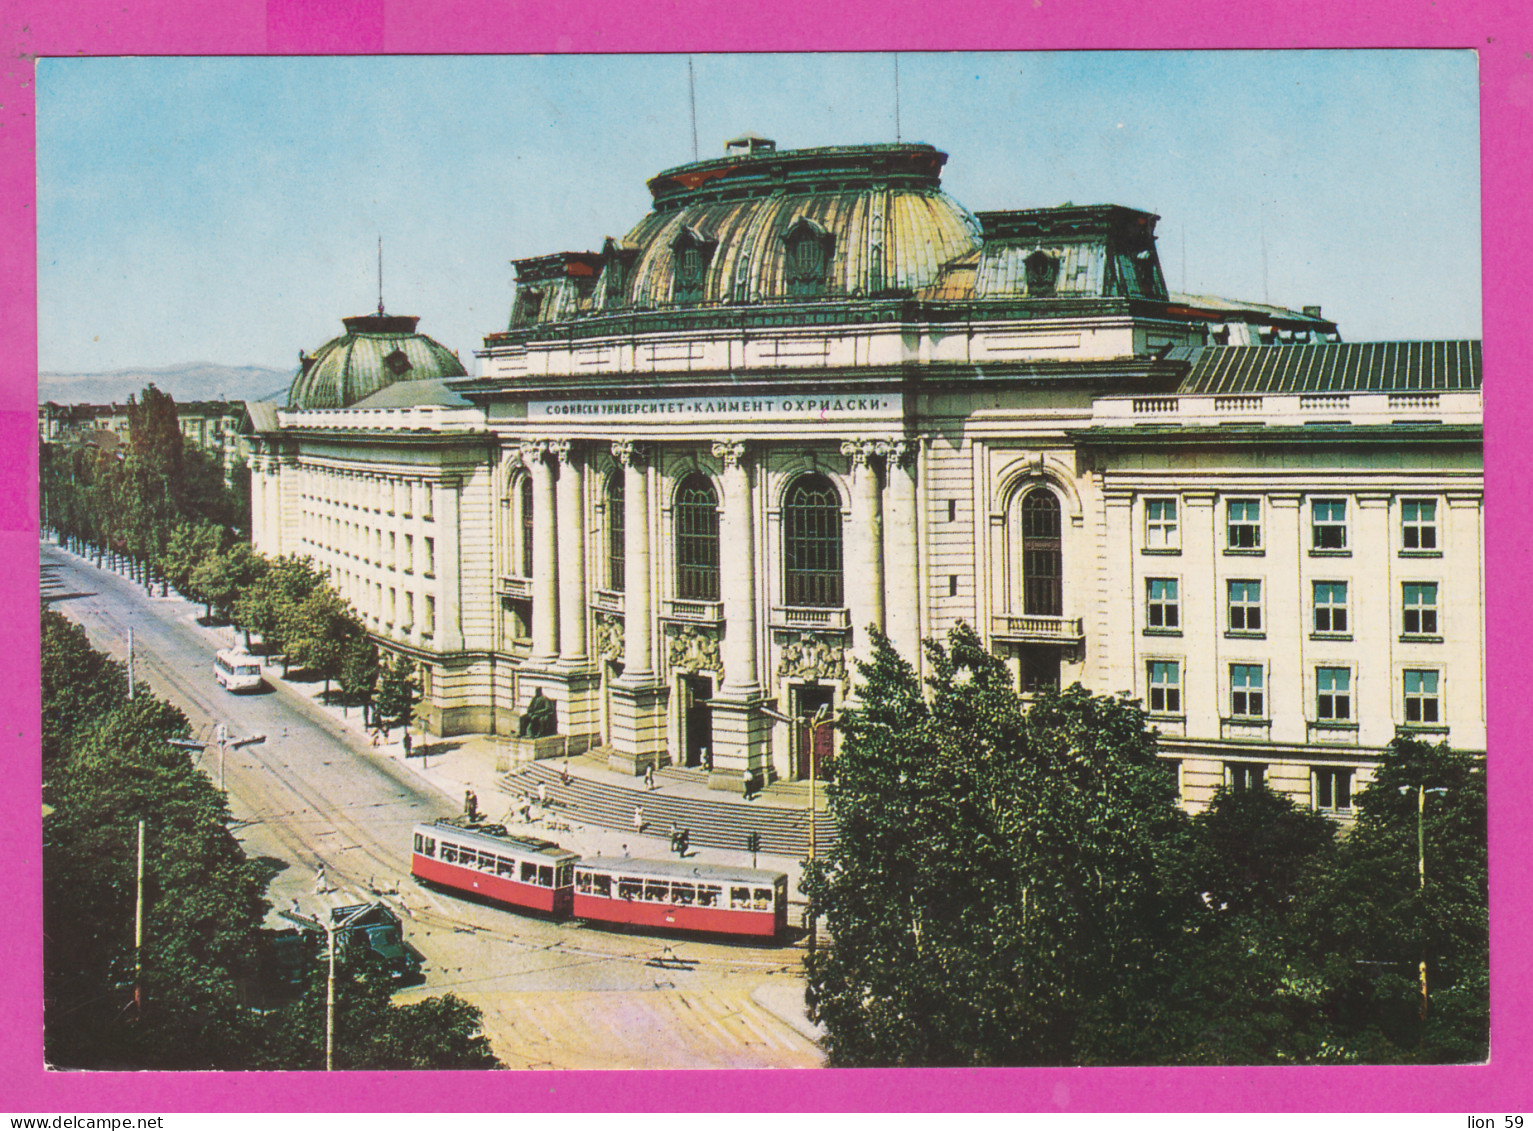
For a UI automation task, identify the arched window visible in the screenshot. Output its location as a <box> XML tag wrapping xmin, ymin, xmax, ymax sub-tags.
<box><xmin>674</xmin><ymin>474</ymin><xmax>720</xmax><ymax>601</ymax></box>
<box><xmin>784</xmin><ymin>219</ymin><xmax>833</xmax><ymax>298</ymax></box>
<box><xmin>1021</xmin><ymin>488</ymin><xmax>1062</xmax><ymax>616</ymax></box>
<box><xmin>784</xmin><ymin>473</ymin><xmax>843</xmax><ymax>608</ymax></box>
<box><xmin>606</xmin><ymin>471</ymin><xmax>625</xmax><ymax>592</ymax></box>
<box><xmin>671</xmin><ymin>228</ymin><xmax>715</xmax><ymax>305</ymax></box>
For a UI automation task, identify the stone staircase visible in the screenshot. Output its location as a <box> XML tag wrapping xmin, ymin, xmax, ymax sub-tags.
<box><xmin>500</xmin><ymin>761</ymin><xmax>839</xmax><ymax>859</ymax></box>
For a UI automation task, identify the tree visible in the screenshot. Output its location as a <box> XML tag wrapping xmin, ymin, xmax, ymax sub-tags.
<box><xmin>41</xmin><ymin>607</ymin><xmax>128</xmax><ymax>766</ymax></box>
<box><xmin>374</xmin><ymin>651</ymin><xmax>420</xmax><ymax>736</ymax></box>
<box><xmin>159</xmin><ymin>521</ymin><xmax>230</xmax><ymax>606</ymax></box>
<box><xmin>235</xmin><ymin>554</ymin><xmax>323</xmax><ymax>664</ymax></box>
<box><xmin>338</xmin><ymin>633</ymin><xmax>381</xmax><ymax>722</ymax></box>
<box><xmin>283</xmin><ymin>584</ymin><xmax>360</xmax><ymax>698</ymax></box>
<box><xmin>802</xmin><ymin>623</ymin><xmax>1189</xmax><ymax>1066</ymax></box>
<box><xmin>189</xmin><ymin>541</ymin><xmax>268</xmax><ymax>625</ymax></box>
<box><xmin>122</xmin><ymin>385</ymin><xmax>185</xmax><ymax>592</ymax></box>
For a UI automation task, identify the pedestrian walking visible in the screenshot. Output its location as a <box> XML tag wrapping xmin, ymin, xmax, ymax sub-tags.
<box><xmin>464</xmin><ymin>789</ymin><xmax>478</xmax><ymax>820</ymax></box>
<box><xmin>644</xmin><ymin>764</ymin><xmax>655</xmax><ymax>791</ymax></box>
<box><xmin>538</xmin><ymin>782</ymin><xmax>547</xmax><ymax>806</ymax></box>
<box><xmin>633</xmin><ymin>805</ymin><xmax>644</xmax><ymax>834</ymax></box>
<box><xmin>314</xmin><ymin>863</ymin><xmax>327</xmax><ymax>894</ymax></box>
<box><xmin>402</xmin><ymin>730</ymin><xmax>412</xmax><ymax>758</ymax></box>
<box><xmin>741</xmin><ymin>768</ymin><xmax>753</xmax><ymax>800</ymax></box>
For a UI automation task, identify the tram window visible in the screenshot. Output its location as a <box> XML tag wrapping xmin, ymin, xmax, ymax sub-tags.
<box><xmin>424</xmin><ymin>838</ymin><xmax>435</xmax><ymax>857</ymax></box>
<box><xmin>754</xmin><ymin>888</ymin><xmax>772</xmax><ymax>909</ymax></box>
<box><xmin>441</xmin><ymin>845</ymin><xmax>458</xmax><ymax>864</ymax></box>
<box><xmin>557</xmin><ymin>865</ymin><xmax>572</xmax><ymax>887</ymax></box>
<box><xmin>671</xmin><ymin>882</ymin><xmax>696</xmax><ymax>905</ymax></box>
<box><xmin>592</xmin><ymin>875</ymin><xmax>611</xmax><ymax>898</ymax></box>
<box><xmin>731</xmin><ymin>886</ymin><xmax>751</xmax><ymax>908</ymax></box>
<box><xmin>413</xmin><ymin>834</ymin><xmax>423</xmax><ymax>853</ymax></box>
<box><xmin>497</xmin><ymin>858</ymin><xmax>515</xmax><ymax>878</ymax></box>
<box><xmin>697</xmin><ymin>885</ymin><xmax>720</xmax><ymax>907</ymax></box>
<box><xmin>618</xmin><ymin>879</ymin><xmax>642</xmax><ymax>901</ymax></box>
<box><xmin>576</xmin><ymin>872</ymin><xmax>594</xmax><ymax>894</ymax></box>
<box><xmin>538</xmin><ymin>865</ymin><xmax>553</xmax><ymax>887</ymax></box>
<box><xmin>644</xmin><ymin>879</ymin><xmax>670</xmax><ymax>902</ymax></box>
<box><xmin>521</xmin><ymin>861</ymin><xmax>537</xmax><ymax>884</ymax></box>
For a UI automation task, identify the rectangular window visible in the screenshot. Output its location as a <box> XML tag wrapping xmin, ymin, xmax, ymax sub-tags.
<box><xmin>403</xmin><ymin>533</ymin><xmax>414</xmax><ymax>573</ymax></box>
<box><xmin>1226</xmin><ymin>498</ymin><xmax>1262</xmax><ymax>550</ymax></box>
<box><xmin>1401</xmin><ymin>499</ymin><xmax>1438</xmax><ymax>551</ymax></box>
<box><xmin>388</xmin><ymin>587</ymin><xmax>396</xmax><ymax>625</ymax></box>
<box><xmin>1316</xmin><ymin>667</ymin><xmax>1352</xmax><ymax>722</ymax></box>
<box><xmin>1313</xmin><ymin>581</ymin><xmax>1349</xmax><ymax>635</ymax></box>
<box><xmin>1230</xmin><ymin>663</ymin><xmax>1265</xmax><ymax>718</ymax></box>
<box><xmin>1227</xmin><ymin>579</ymin><xmax>1263</xmax><ymax>633</ymax></box>
<box><xmin>404</xmin><ymin>592</ymin><xmax>414</xmax><ymax>631</ymax></box>
<box><xmin>1145</xmin><ymin>498</ymin><xmax>1179</xmax><ymax>551</ymax></box>
<box><xmin>402</xmin><ymin>480</ymin><xmax>412</xmax><ymax>517</ymax></box>
<box><xmin>1148</xmin><ymin>660</ymin><xmax>1182</xmax><ymax>714</ymax></box>
<box><xmin>1227</xmin><ymin>763</ymin><xmax>1266</xmax><ymax>791</ymax></box>
<box><xmin>424</xmin><ymin>595</ymin><xmax>436</xmax><ymax>635</ymax></box>
<box><xmin>389</xmin><ymin>531</ymin><xmax>397</xmax><ymax>570</ymax></box>
<box><xmin>1311</xmin><ymin>498</ymin><xmax>1348</xmax><ymax>551</ymax></box>
<box><xmin>1404</xmin><ymin>669</ymin><xmax>1441</xmax><ymax>724</ymax></box>
<box><xmin>1403</xmin><ymin>583</ymin><xmax>1439</xmax><ymax>636</ymax></box>
<box><xmin>425</xmin><ymin>536</ymin><xmax>435</xmax><ymax>576</ymax></box>
<box><xmin>1147</xmin><ymin>578</ymin><xmax>1180</xmax><ymax>630</ymax></box>
<box><xmin>1314</xmin><ymin>768</ymin><xmax>1353</xmax><ymax>812</ymax></box>
<box><xmin>423</xmin><ymin>483</ymin><xmax>434</xmax><ymax>520</ymax></box>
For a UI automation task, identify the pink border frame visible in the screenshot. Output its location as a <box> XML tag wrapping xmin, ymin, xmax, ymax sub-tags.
<box><xmin>3</xmin><ymin>0</ymin><xmax>1529</xmax><ymax>1112</ymax></box>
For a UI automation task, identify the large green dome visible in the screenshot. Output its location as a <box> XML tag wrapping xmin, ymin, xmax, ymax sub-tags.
<box><xmin>287</xmin><ymin>312</ymin><xmax>467</xmax><ymax>410</ymax></box>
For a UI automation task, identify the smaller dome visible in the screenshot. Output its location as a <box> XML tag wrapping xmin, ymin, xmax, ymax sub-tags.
<box><xmin>287</xmin><ymin>312</ymin><xmax>467</xmax><ymax>410</ymax></box>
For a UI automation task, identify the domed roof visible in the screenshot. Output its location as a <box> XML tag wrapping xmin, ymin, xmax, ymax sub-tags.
<box><xmin>505</xmin><ymin>141</ymin><xmax>984</xmax><ymax>329</ymax></box>
<box><xmin>287</xmin><ymin>312</ymin><xmax>467</xmax><ymax>410</ymax></box>
<box><xmin>622</xmin><ymin>142</ymin><xmax>982</xmax><ymax>306</ymax></box>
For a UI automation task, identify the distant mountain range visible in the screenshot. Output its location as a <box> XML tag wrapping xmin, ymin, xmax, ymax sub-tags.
<box><xmin>37</xmin><ymin>362</ymin><xmax>293</xmax><ymax>406</ymax></box>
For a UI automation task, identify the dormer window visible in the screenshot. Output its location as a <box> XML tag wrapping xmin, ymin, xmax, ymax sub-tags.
<box><xmin>671</xmin><ymin>227</ymin><xmax>716</xmax><ymax>305</ymax></box>
<box><xmin>1024</xmin><ymin>250</ymin><xmax>1059</xmax><ymax>297</ymax></box>
<box><xmin>512</xmin><ymin>288</ymin><xmax>544</xmax><ymax>326</ymax></box>
<box><xmin>383</xmin><ymin>348</ymin><xmax>413</xmax><ymax>377</ymax></box>
<box><xmin>783</xmin><ymin>218</ymin><xmax>834</xmax><ymax>298</ymax></box>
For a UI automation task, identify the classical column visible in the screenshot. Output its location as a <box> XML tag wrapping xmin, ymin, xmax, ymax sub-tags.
<box><xmin>841</xmin><ymin>439</ymin><xmax>886</xmax><ymax>652</ymax></box>
<box><xmin>613</xmin><ymin>439</ymin><xmax>652</xmax><ymax>679</ymax></box>
<box><xmin>551</xmin><ymin>440</ymin><xmax>589</xmax><ymax>665</ymax></box>
<box><xmin>521</xmin><ymin>441</ymin><xmax>560</xmax><ymax>664</ymax></box>
<box><xmin>883</xmin><ymin>438</ymin><xmax>920</xmax><ymax>665</ymax></box>
<box><xmin>713</xmin><ymin>439</ymin><xmax>759</xmax><ymax>695</ymax></box>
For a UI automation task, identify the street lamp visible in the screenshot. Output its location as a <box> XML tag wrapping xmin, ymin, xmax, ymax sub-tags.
<box><xmin>1400</xmin><ymin>782</ymin><xmax>1449</xmax><ymax>1020</ymax></box>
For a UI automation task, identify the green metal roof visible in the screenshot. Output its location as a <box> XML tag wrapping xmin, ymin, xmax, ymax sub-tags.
<box><xmin>287</xmin><ymin>313</ymin><xmax>468</xmax><ymax>410</ymax></box>
<box><xmin>1178</xmin><ymin>341</ymin><xmax>1481</xmax><ymax>395</ymax></box>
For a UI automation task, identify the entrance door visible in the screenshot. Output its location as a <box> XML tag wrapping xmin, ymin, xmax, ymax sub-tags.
<box><xmin>793</xmin><ymin>685</ymin><xmax>836</xmax><ymax>782</ymax></box>
<box><xmin>682</xmin><ymin>674</ymin><xmax>713</xmax><ymax>768</ymax></box>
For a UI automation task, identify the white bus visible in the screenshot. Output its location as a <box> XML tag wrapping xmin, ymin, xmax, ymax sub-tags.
<box><xmin>214</xmin><ymin>648</ymin><xmax>263</xmax><ymax>692</ymax></box>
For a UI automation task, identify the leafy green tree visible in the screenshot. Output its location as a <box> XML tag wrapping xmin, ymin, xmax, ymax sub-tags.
<box><xmin>189</xmin><ymin>541</ymin><xmax>268</xmax><ymax>625</ymax></box>
<box><xmin>803</xmin><ymin>623</ymin><xmax>1189</xmax><ymax>1066</ymax></box>
<box><xmin>1189</xmin><ymin>785</ymin><xmax>1337</xmax><ymax>921</ymax></box>
<box><xmin>374</xmin><ymin>651</ymin><xmax>421</xmax><ymax>736</ymax></box>
<box><xmin>283</xmin><ymin>584</ymin><xmax>363</xmax><ymax>699</ymax></box>
<box><xmin>338</xmin><ymin>633</ymin><xmax>381</xmax><ymax>722</ymax></box>
<box><xmin>235</xmin><ymin>554</ymin><xmax>323</xmax><ymax>665</ymax></box>
<box><xmin>41</xmin><ymin>607</ymin><xmax>128</xmax><ymax>766</ymax></box>
<box><xmin>122</xmin><ymin>385</ymin><xmax>185</xmax><ymax>592</ymax></box>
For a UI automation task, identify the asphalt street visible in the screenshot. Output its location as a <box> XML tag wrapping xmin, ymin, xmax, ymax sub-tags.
<box><xmin>41</xmin><ymin>540</ymin><xmax>824</xmax><ymax>1069</ymax></box>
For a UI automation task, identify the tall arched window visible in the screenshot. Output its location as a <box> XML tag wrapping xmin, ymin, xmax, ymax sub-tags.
<box><xmin>784</xmin><ymin>473</ymin><xmax>843</xmax><ymax>608</ymax></box>
<box><xmin>674</xmin><ymin>474</ymin><xmax>720</xmax><ymax>600</ymax></box>
<box><xmin>606</xmin><ymin>471</ymin><xmax>625</xmax><ymax>591</ymax></box>
<box><xmin>1021</xmin><ymin>488</ymin><xmax>1062</xmax><ymax>616</ymax></box>
<box><xmin>520</xmin><ymin>476</ymin><xmax>534</xmax><ymax>578</ymax></box>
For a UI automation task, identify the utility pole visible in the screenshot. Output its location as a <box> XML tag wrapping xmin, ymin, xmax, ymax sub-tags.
<box><xmin>127</xmin><ymin>627</ymin><xmax>134</xmax><ymax>699</ymax></box>
<box><xmin>134</xmin><ymin>818</ymin><xmax>145</xmax><ymax>1017</ymax></box>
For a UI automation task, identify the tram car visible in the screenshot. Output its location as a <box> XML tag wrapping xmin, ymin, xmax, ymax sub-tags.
<box><xmin>410</xmin><ymin>819</ymin><xmax>789</xmax><ymax>941</ymax></box>
<box><xmin>411</xmin><ymin>819</ymin><xmax>578</xmax><ymax>917</ymax></box>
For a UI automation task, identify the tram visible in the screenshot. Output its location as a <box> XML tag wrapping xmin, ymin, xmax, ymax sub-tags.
<box><xmin>410</xmin><ymin>819</ymin><xmax>789</xmax><ymax>941</ymax></box>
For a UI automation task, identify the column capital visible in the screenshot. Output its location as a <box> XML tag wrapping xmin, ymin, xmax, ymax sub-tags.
<box><xmin>711</xmin><ymin>439</ymin><xmax>747</xmax><ymax>470</ymax></box>
<box><xmin>840</xmin><ymin>438</ymin><xmax>879</xmax><ymax>468</ymax></box>
<box><xmin>612</xmin><ymin>438</ymin><xmax>648</xmax><ymax>468</ymax></box>
<box><xmin>886</xmin><ymin>437</ymin><xmax>919</xmax><ymax>469</ymax></box>
<box><xmin>519</xmin><ymin>439</ymin><xmax>552</xmax><ymax>468</ymax></box>
<box><xmin>549</xmin><ymin>438</ymin><xmax>575</xmax><ymax>466</ymax></box>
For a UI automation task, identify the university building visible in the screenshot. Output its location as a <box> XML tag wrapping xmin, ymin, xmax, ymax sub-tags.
<box><xmin>246</xmin><ymin>137</ymin><xmax>1483</xmax><ymax>813</ymax></box>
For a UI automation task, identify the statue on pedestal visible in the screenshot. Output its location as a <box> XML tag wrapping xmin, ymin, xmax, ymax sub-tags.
<box><xmin>518</xmin><ymin>687</ymin><xmax>557</xmax><ymax>738</ymax></box>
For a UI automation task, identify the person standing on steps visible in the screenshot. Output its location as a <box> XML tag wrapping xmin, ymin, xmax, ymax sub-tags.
<box><xmin>644</xmin><ymin>764</ymin><xmax>655</xmax><ymax>791</ymax></box>
<box><xmin>633</xmin><ymin>805</ymin><xmax>644</xmax><ymax>834</ymax></box>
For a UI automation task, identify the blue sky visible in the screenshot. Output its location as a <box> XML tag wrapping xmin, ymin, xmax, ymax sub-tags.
<box><xmin>36</xmin><ymin>51</ymin><xmax>1481</xmax><ymax>376</ymax></box>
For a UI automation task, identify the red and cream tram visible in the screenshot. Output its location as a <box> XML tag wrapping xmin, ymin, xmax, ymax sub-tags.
<box><xmin>573</xmin><ymin>857</ymin><xmax>788</xmax><ymax>940</ymax></box>
<box><xmin>411</xmin><ymin>820</ymin><xmax>578</xmax><ymax>917</ymax></box>
<box><xmin>410</xmin><ymin>820</ymin><xmax>789</xmax><ymax>941</ymax></box>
